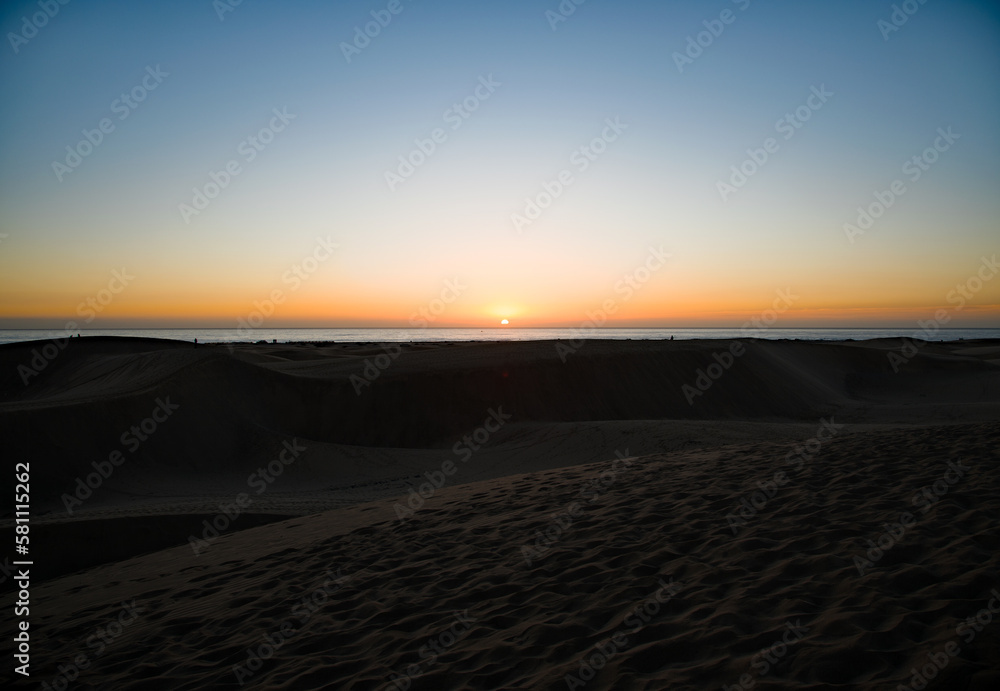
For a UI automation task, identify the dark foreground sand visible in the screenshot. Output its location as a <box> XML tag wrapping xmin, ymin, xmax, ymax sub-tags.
<box><xmin>1</xmin><ymin>337</ymin><xmax>999</xmax><ymax>689</ymax></box>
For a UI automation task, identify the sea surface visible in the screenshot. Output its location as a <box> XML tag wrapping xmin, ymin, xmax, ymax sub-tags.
<box><xmin>1</xmin><ymin>327</ymin><xmax>999</xmax><ymax>346</ymax></box>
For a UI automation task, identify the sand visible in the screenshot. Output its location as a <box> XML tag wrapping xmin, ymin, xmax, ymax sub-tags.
<box><xmin>1</xmin><ymin>337</ymin><xmax>999</xmax><ymax>689</ymax></box>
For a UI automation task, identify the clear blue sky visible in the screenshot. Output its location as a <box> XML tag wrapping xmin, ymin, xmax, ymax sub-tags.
<box><xmin>1</xmin><ymin>0</ymin><xmax>998</xmax><ymax>327</ymax></box>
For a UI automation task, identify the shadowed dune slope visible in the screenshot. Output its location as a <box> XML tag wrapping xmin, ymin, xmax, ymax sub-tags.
<box><xmin>1</xmin><ymin>422</ymin><xmax>998</xmax><ymax>690</ymax></box>
<box><xmin>1</xmin><ymin>338</ymin><xmax>998</xmax><ymax>496</ymax></box>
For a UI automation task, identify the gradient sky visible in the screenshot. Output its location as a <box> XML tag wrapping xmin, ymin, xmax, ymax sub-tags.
<box><xmin>1</xmin><ymin>0</ymin><xmax>998</xmax><ymax>328</ymax></box>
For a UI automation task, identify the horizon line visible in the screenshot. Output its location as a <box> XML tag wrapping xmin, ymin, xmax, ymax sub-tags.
<box><xmin>2</xmin><ymin>326</ymin><xmax>997</xmax><ymax>331</ymax></box>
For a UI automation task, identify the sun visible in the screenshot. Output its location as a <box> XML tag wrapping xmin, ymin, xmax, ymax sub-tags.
<box><xmin>500</xmin><ymin>319</ymin><xmax>509</xmax><ymax>325</ymax></box>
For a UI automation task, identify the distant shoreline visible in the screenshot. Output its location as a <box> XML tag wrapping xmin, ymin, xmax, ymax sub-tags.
<box><xmin>2</xmin><ymin>327</ymin><xmax>999</xmax><ymax>347</ymax></box>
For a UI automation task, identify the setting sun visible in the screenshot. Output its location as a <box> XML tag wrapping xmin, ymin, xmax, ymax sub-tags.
<box><xmin>500</xmin><ymin>319</ymin><xmax>509</xmax><ymax>325</ymax></box>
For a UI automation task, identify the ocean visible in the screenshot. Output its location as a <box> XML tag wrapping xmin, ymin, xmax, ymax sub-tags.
<box><xmin>1</xmin><ymin>327</ymin><xmax>998</xmax><ymax>346</ymax></box>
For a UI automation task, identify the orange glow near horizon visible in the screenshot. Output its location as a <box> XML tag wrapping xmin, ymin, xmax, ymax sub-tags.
<box><xmin>2</xmin><ymin>246</ymin><xmax>999</xmax><ymax>329</ymax></box>
<box><xmin>2</xmin><ymin>294</ymin><xmax>998</xmax><ymax>329</ymax></box>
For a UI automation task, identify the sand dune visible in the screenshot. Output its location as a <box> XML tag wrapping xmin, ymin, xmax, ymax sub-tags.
<box><xmin>2</xmin><ymin>337</ymin><xmax>998</xmax><ymax>489</ymax></box>
<box><xmin>2</xmin><ymin>422</ymin><xmax>998</xmax><ymax>689</ymax></box>
<box><xmin>1</xmin><ymin>337</ymin><xmax>999</xmax><ymax>689</ymax></box>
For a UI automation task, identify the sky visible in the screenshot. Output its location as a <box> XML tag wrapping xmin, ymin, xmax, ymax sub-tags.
<box><xmin>1</xmin><ymin>0</ymin><xmax>998</xmax><ymax>329</ymax></box>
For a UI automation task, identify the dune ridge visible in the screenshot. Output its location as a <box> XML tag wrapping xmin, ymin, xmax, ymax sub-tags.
<box><xmin>2</xmin><ymin>421</ymin><xmax>998</xmax><ymax>689</ymax></box>
<box><xmin>1</xmin><ymin>337</ymin><xmax>999</xmax><ymax>689</ymax></box>
<box><xmin>3</xmin><ymin>338</ymin><xmax>998</xmax><ymax>488</ymax></box>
